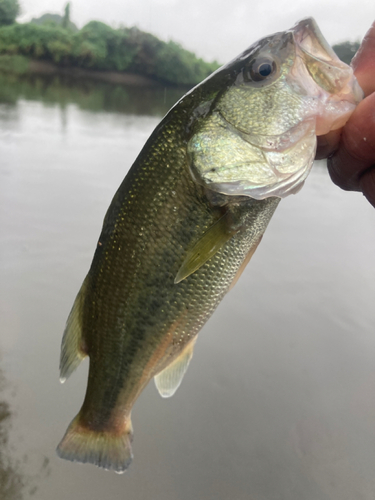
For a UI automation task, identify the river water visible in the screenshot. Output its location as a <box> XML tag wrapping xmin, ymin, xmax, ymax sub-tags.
<box><xmin>1</xmin><ymin>74</ymin><xmax>375</xmax><ymax>500</ymax></box>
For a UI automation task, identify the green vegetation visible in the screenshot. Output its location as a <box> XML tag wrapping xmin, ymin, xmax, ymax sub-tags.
<box><xmin>333</xmin><ymin>41</ymin><xmax>360</xmax><ymax>64</ymax></box>
<box><xmin>0</xmin><ymin>4</ymin><xmax>219</xmax><ymax>86</ymax></box>
<box><xmin>62</xmin><ymin>2</ymin><xmax>71</xmax><ymax>30</ymax></box>
<box><xmin>0</xmin><ymin>53</ymin><xmax>28</xmax><ymax>73</ymax></box>
<box><xmin>0</xmin><ymin>2</ymin><xmax>359</xmax><ymax>86</ymax></box>
<box><xmin>0</xmin><ymin>0</ymin><xmax>19</xmax><ymax>27</ymax></box>
<box><xmin>30</xmin><ymin>12</ymin><xmax>78</xmax><ymax>32</ymax></box>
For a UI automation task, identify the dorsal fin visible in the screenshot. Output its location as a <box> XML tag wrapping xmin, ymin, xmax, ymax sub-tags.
<box><xmin>175</xmin><ymin>211</ymin><xmax>239</xmax><ymax>284</ymax></box>
<box><xmin>59</xmin><ymin>277</ymin><xmax>89</xmax><ymax>383</ymax></box>
<box><xmin>154</xmin><ymin>338</ymin><xmax>197</xmax><ymax>398</ymax></box>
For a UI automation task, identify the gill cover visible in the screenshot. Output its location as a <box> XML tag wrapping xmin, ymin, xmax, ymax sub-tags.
<box><xmin>188</xmin><ymin>17</ymin><xmax>363</xmax><ymax>200</ymax></box>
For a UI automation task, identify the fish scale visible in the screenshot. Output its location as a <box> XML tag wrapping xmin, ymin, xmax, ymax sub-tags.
<box><xmin>57</xmin><ymin>17</ymin><xmax>362</xmax><ymax>473</ymax></box>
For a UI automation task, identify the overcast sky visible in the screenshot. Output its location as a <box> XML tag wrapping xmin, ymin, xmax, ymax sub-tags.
<box><xmin>19</xmin><ymin>0</ymin><xmax>374</xmax><ymax>63</ymax></box>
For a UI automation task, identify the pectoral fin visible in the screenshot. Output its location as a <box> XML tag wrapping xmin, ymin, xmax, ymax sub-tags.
<box><xmin>154</xmin><ymin>338</ymin><xmax>197</xmax><ymax>398</ymax></box>
<box><xmin>59</xmin><ymin>277</ymin><xmax>88</xmax><ymax>383</ymax></box>
<box><xmin>175</xmin><ymin>212</ymin><xmax>239</xmax><ymax>284</ymax></box>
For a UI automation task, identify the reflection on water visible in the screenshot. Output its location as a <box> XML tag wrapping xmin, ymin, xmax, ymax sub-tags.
<box><xmin>0</xmin><ymin>369</ymin><xmax>24</xmax><ymax>500</ymax></box>
<box><xmin>0</xmin><ymin>364</ymin><xmax>50</xmax><ymax>499</ymax></box>
<box><xmin>0</xmin><ymin>73</ymin><xmax>186</xmax><ymax>116</ymax></box>
<box><xmin>1</xmin><ymin>73</ymin><xmax>375</xmax><ymax>499</ymax></box>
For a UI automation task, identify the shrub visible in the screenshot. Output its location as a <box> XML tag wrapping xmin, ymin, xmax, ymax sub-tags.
<box><xmin>0</xmin><ymin>21</ymin><xmax>219</xmax><ymax>84</ymax></box>
<box><xmin>0</xmin><ymin>0</ymin><xmax>19</xmax><ymax>27</ymax></box>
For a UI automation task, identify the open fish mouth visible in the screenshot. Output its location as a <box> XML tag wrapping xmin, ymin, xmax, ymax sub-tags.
<box><xmin>290</xmin><ymin>17</ymin><xmax>363</xmax><ymax>135</ymax></box>
<box><xmin>189</xmin><ymin>17</ymin><xmax>363</xmax><ymax>200</ymax></box>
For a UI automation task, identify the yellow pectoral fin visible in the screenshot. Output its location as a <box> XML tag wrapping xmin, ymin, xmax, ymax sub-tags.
<box><xmin>154</xmin><ymin>337</ymin><xmax>197</xmax><ymax>398</ymax></box>
<box><xmin>59</xmin><ymin>276</ymin><xmax>89</xmax><ymax>383</ymax></box>
<box><xmin>229</xmin><ymin>235</ymin><xmax>263</xmax><ymax>291</ymax></box>
<box><xmin>175</xmin><ymin>212</ymin><xmax>239</xmax><ymax>284</ymax></box>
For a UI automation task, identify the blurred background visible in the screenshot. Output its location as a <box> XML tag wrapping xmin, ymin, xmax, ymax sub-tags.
<box><xmin>1</xmin><ymin>1</ymin><xmax>375</xmax><ymax>499</ymax></box>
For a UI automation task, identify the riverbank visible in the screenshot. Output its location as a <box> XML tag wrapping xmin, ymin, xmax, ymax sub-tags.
<box><xmin>0</xmin><ymin>55</ymin><xmax>164</xmax><ymax>87</ymax></box>
<box><xmin>0</xmin><ymin>22</ymin><xmax>219</xmax><ymax>86</ymax></box>
<box><xmin>0</xmin><ymin>67</ymin><xmax>187</xmax><ymax>116</ymax></box>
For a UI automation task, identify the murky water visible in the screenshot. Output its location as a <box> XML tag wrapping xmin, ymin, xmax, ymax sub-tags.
<box><xmin>1</xmin><ymin>74</ymin><xmax>375</xmax><ymax>500</ymax></box>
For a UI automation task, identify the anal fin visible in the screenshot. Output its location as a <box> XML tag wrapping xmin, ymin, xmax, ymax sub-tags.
<box><xmin>59</xmin><ymin>277</ymin><xmax>88</xmax><ymax>383</ymax></box>
<box><xmin>154</xmin><ymin>338</ymin><xmax>197</xmax><ymax>398</ymax></box>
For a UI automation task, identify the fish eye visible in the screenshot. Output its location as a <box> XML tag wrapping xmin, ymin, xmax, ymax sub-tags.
<box><xmin>243</xmin><ymin>56</ymin><xmax>277</xmax><ymax>84</ymax></box>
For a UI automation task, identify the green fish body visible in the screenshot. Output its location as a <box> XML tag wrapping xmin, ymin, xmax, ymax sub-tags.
<box><xmin>57</xmin><ymin>18</ymin><xmax>362</xmax><ymax>472</ymax></box>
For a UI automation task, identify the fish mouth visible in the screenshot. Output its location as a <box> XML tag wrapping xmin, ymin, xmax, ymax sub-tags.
<box><xmin>289</xmin><ymin>17</ymin><xmax>363</xmax><ymax>135</ymax></box>
<box><xmin>189</xmin><ymin>18</ymin><xmax>364</xmax><ymax>201</ymax></box>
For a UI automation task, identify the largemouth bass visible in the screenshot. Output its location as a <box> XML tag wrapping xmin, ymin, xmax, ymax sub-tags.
<box><xmin>57</xmin><ymin>18</ymin><xmax>362</xmax><ymax>473</ymax></box>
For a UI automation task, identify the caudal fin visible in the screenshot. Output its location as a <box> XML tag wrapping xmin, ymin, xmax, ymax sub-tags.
<box><xmin>56</xmin><ymin>414</ymin><xmax>133</xmax><ymax>474</ymax></box>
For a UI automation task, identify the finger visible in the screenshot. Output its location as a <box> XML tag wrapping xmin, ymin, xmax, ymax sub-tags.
<box><xmin>315</xmin><ymin>129</ymin><xmax>342</xmax><ymax>159</ymax></box>
<box><xmin>315</xmin><ymin>23</ymin><xmax>375</xmax><ymax>161</ymax></box>
<box><xmin>351</xmin><ymin>21</ymin><xmax>375</xmax><ymax>96</ymax></box>
<box><xmin>359</xmin><ymin>167</ymin><xmax>375</xmax><ymax>208</ymax></box>
<box><xmin>327</xmin><ymin>92</ymin><xmax>375</xmax><ymax>191</ymax></box>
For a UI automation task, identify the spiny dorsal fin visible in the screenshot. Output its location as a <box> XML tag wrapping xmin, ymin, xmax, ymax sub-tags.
<box><xmin>154</xmin><ymin>338</ymin><xmax>197</xmax><ymax>398</ymax></box>
<box><xmin>175</xmin><ymin>212</ymin><xmax>239</xmax><ymax>284</ymax></box>
<box><xmin>59</xmin><ymin>277</ymin><xmax>88</xmax><ymax>383</ymax></box>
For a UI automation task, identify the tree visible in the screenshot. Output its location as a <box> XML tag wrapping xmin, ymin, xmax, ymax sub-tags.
<box><xmin>62</xmin><ymin>2</ymin><xmax>70</xmax><ymax>30</ymax></box>
<box><xmin>333</xmin><ymin>41</ymin><xmax>360</xmax><ymax>65</ymax></box>
<box><xmin>0</xmin><ymin>0</ymin><xmax>20</xmax><ymax>27</ymax></box>
<box><xmin>30</xmin><ymin>12</ymin><xmax>78</xmax><ymax>32</ymax></box>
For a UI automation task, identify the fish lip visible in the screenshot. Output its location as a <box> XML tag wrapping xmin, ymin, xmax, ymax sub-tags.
<box><xmin>287</xmin><ymin>17</ymin><xmax>363</xmax><ymax>135</ymax></box>
<box><xmin>290</xmin><ymin>17</ymin><xmax>351</xmax><ymax>90</ymax></box>
<box><xmin>290</xmin><ymin>18</ymin><xmax>337</xmax><ymax>62</ymax></box>
<box><xmin>289</xmin><ymin>17</ymin><xmax>363</xmax><ymax>104</ymax></box>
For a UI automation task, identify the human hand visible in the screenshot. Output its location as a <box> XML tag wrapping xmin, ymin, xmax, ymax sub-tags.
<box><xmin>316</xmin><ymin>21</ymin><xmax>375</xmax><ymax>207</ymax></box>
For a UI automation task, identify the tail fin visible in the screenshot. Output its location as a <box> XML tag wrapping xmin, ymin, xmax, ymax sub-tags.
<box><xmin>56</xmin><ymin>414</ymin><xmax>133</xmax><ymax>474</ymax></box>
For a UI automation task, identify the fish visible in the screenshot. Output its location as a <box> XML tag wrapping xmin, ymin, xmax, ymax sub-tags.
<box><xmin>56</xmin><ymin>18</ymin><xmax>362</xmax><ymax>473</ymax></box>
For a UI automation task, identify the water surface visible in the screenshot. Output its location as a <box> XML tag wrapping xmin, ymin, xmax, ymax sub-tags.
<box><xmin>1</xmin><ymin>74</ymin><xmax>375</xmax><ymax>500</ymax></box>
